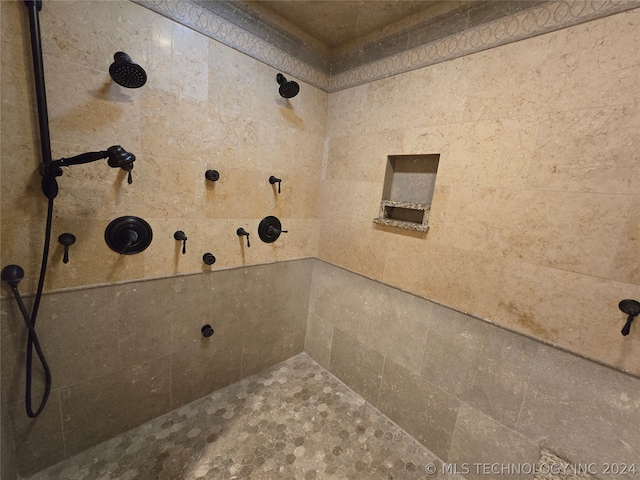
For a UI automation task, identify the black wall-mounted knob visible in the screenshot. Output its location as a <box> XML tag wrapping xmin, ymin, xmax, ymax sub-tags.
<box><xmin>269</xmin><ymin>176</ymin><xmax>282</xmax><ymax>194</ymax></box>
<box><xmin>237</xmin><ymin>228</ymin><xmax>250</xmax><ymax>248</ymax></box>
<box><xmin>174</xmin><ymin>231</ymin><xmax>187</xmax><ymax>255</ymax></box>
<box><xmin>620</xmin><ymin>299</ymin><xmax>640</xmax><ymax>336</ymax></box>
<box><xmin>205</xmin><ymin>170</ymin><xmax>219</xmax><ymax>182</ymax></box>
<box><xmin>201</xmin><ymin>324</ymin><xmax>214</xmax><ymax>338</ymax></box>
<box><xmin>203</xmin><ymin>253</ymin><xmax>216</xmax><ymax>265</ymax></box>
<box><xmin>58</xmin><ymin>233</ymin><xmax>76</xmax><ymax>264</ymax></box>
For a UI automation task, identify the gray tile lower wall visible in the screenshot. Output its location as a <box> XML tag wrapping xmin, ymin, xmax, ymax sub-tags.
<box><xmin>305</xmin><ymin>260</ymin><xmax>640</xmax><ymax>478</ymax></box>
<box><xmin>4</xmin><ymin>258</ymin><xmax>639</xmax><ymax>479</ymax></box>
<box><xmin>0</xmin><ymin>259</ymin><xmax>312</xmax><ymax>478</ymax></box>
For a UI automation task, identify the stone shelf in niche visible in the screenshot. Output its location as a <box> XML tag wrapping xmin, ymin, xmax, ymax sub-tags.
<box><xmin>373</xmin><ymin>154</ymin><xmax>439</xmax><ymax>232</ymax></box>
<box><xmin>373</xmin><ymin>200</ymin><xmax>431</xmax><ymax>232</ymax></box>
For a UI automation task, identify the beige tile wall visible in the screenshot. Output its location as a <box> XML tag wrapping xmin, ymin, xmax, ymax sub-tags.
<box><xmin>320</xmin><ymin>8</ymin><xmax>640</xmax><ymax>375</ymax></box>
<box><xmin>2</xmin><ymin>0</ymin><xmax>640</xmax><ymax>477</ymax></box>
<box><xmin>1</xmin><ymin>1</ymin><xmax>322</xmax><ymax>475</ymax></box>
<box><xmin>0</xmin><ymin>0</ymin><xmax>325</xmax><ymax>294</ymax></box>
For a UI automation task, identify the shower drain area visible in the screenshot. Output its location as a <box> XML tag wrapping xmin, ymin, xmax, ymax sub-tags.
<box><xmin>26</xmin><ymin>354</ymin><xmax>445</xmax><ymax>480</ymax></box>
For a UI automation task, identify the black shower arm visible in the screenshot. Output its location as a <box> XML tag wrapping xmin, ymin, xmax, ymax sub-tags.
<box><xmin>52</xmin><ymin>151</ymin><xmax>110</xmax><ymax>167</ymax></box>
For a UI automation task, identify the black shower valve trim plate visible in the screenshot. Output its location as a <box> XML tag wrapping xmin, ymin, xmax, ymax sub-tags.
<box><xmin>105</xmin><ymin>216</ymin><xmax>153</xmax><ymax>255</ymax></box>
<box><xmin>258</xmin><ymin>216</ymin><xmax>288</xmax><ymax>243</ymax></box>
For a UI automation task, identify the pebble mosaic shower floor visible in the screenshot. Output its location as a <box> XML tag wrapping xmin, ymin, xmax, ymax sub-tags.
<box><xmin>27</xmin><ymin>353</ymin><xmax>449</xmax><ymax>480</ymax></box>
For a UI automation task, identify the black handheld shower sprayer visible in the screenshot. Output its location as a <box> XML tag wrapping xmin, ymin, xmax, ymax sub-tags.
<box><xmin>4</xmin><ymin>1</ymin><xmax>147</xmax><ymax>418</ymax></box>
<box><xmin>41</xmin><ymin>145</ymin><xmax>136</xmax><ymax>199</ymax></box>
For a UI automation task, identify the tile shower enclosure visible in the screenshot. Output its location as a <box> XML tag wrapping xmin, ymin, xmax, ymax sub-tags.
<box><xmin>1</xmin><ymin>0</ymin><xmax>639</xmax><ymax>478</ymax></box>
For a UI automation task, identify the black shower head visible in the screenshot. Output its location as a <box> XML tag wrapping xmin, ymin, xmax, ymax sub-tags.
<box><xmin>276</xmin><ymin>73</ymin><xmax>299</xmax><ymax>99</ymax></box>
<box><xmin>106</xmin><ymin>145</ymin><xmax>135</xmax><ymax>168</ymax></box>
<box><xmin>109</xmin><ymin>52</ymin><xmax>147</xmax><ymax>89</ymax></box>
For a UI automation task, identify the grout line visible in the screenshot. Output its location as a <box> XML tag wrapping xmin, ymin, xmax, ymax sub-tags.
<box><xmin>57</xmin><ymin>389</ymin><xmax>68</xmax><ymax>460</ymax></box>
<box><xmin>515</xmin><ymin>342</ymin><xmax>541</xmax><ymax>434</ymax></box>
<box><xmin>376</xmin><ymin>355</ymin><xmax>386</xmax><ymax>409</ymax></box>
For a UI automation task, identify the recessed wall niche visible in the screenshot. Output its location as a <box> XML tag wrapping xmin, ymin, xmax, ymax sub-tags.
<box><xmin>373</xmin><ymin>154</ymin><xmax>440</xmax><ymax>232</ymax></box>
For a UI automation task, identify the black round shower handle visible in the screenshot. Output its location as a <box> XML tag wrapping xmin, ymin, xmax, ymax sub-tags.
<box><xmin>205</xmin><ymin>170</ymin><xmax>220</xmax><ymax>182</ymax></box>
<box><xmin>201</xmin><ymin>324</ymin><xmax>214</xmax><ymax>338</ymax></box>
<box><xmin>622</xmin><ymin>316</ymin><xmax>635</xmax><ymax>336</ymax></box>
<box><xmin>203</xmin><ymin>253</ymin><xmax>216</xmax><ymax>265</ymax></box>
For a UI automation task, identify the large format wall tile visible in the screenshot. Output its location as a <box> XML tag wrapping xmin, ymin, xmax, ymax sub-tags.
<box><xmin>117</xmin><ymin>278</ymin><xmax>173</xmax><ymax>367</ymax></box>
<box><xmin>494</xmin><ymin>260</ymin><xmax>640</xmax><ymax>373</ymax></box>
<box><xmin>378</xmin><ymin>358</ymin><xmax>460</xmax><ymax>461</ymax></box>
<box><xmin>0</xmin><ymin>396</ymin><xmax>18</xmax><ymax>480</ymax></box>
<box><xmin>421</xmin><ymin>304</ymin><xmax>538</xmax><ymax>429</ymax></box>
<box><xmin>170</xmin><ymin>334</ymin><xmax>242</xmax><ymax>409</ymax></box>
<box><xmin>448</xmin><ymin>404</ymin><xmax>539</xmax><ymax>480</ymax></box>
<box><xmin>329</xmin><ymin>328</ymin><xmax>384</xmax><ymax>406</ymax></box>
<box><xmin>60</xmin><ymin>355</ymin><xmax>171</xmax><ymax>457</ymax></box>
<box><xmin>526</xmin><ymin>105</ymin><xmax>640</xmax><ymax>195</ymax></box>
<box><xmin>7</xmin><ymin>391</ymin><xmax>65</xmax><ymax>478</ymax></box>
<box><xmin>40</xmin><ymin>288</ymin><xmax>120</xmax><ymax>386</ymax></box>
<box><xmin>517</xmin><ymin>345</ymin><xmax>640</xmax><ymax>466</ymax></box>
<box><xmin>357</xmin><ymin>284</ymin><xmax>430</xmax><ymax>376</ymax></box>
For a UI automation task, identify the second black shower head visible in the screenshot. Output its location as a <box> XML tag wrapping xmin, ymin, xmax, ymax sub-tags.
<box><xmin>109</xmin><ymin>52</ymin><xmax>147</xmax><ymax>89</ymax></box>
<box><xmin>276</xmin><ymin>73</ymin><xmax>299</xmax><ymax>98</ymax></box>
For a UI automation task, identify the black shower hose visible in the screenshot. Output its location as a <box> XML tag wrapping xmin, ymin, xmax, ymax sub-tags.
<box><xmin>13</xmin><ymin>197</ymin><xmax>54</xmax><ymax>418</ymax></box>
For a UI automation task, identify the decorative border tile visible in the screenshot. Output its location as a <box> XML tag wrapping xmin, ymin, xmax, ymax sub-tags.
<box><xmin>133</xmin><ymin>0</ymin><xmax>640</xmax><ymax>93</ymax></box>
<box><xmin>132</xmin><ymin>0</ymin><xmax>330</xmax><ymax>91</ymax></box>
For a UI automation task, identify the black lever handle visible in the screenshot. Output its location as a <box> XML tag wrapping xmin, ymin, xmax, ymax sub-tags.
<box><xmin>174</xmin><ymin>231</ymin><xmax>187</xmax><ymax>254</ymax></box>
<box><xmin>269</xmin><ymin>175</ymin><xmax>282</xmax><ymax>194</ymax></box>
<box><xmin>267</xmin><ymin>225</ymin><xmax>287</xmax><ymax>236</ymax></box>
<box><xmin>237</xmin><ymin>228</ymin><xmax>250</xmax><ymax>248</ymax></box>
<box><xmin>122</xmin><ymin>163</ymin><xmax>133</xmax><ymax>184</ymax></box>
<box><xmin>619</xmin><ymin>299</ymin><xmax>640</xmax><ymax>337</ymax></box>
<box><xmin>622</xmin><ymin>315</ymin><xmax>635</xmax><ymax>336</ymax></box>
<box><xmin>58</xmin><ymin>233</ymin><xmax>76</xmax><ymax>264</ymax></box>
